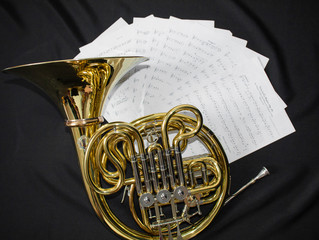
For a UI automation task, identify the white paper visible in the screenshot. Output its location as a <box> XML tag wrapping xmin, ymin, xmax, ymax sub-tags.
<box><xmin>75</xmin><ymin>16</ymin><xmax>295</xmax><ymax>163</ymax></box>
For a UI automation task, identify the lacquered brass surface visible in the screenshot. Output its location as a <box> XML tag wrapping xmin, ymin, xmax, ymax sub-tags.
<box><xmin>4</xmin><ymin>58</ymin><xmax>230</xmax><ymax>240</ymax></box>
<box><xmin>3</xmin><ymin>57</ymin><xmax>147</xmax><ymax>120</ymax></box>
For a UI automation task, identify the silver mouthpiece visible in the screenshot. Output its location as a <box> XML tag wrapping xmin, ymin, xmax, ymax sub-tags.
<box><xmin>254</xmin><ymin>167</ymin><xmax>270</xmax><ymax>181</ymax></box>
<box><xmin>224</xmin><ymin>166</ymin><xmax>270</xmax><ymax>205</ymax></box>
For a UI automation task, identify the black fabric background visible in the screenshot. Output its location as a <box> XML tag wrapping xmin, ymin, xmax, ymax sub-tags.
<box><xmin>1</xmin><ymin>0</ymin><xmax>319</xmax><ymax>239</ymax></box>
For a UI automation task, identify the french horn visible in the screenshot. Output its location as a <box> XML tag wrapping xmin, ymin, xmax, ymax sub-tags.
<box><xmin>3</xmin><ymin>57</ymin><xmax>268</xmax><ymax>239</ymax></box>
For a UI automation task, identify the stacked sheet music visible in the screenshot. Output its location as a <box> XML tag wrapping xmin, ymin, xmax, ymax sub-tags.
<box><xmin>75</xmin><ymin>16</ymin><xmax>295</xmax><ymax>163</ymax></box>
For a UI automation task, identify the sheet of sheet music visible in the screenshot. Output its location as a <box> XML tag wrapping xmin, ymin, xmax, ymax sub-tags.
<box><xmin>76</xmin><ymin>16</ymin><xmax>295</xmax><ymax>163</ymax></box>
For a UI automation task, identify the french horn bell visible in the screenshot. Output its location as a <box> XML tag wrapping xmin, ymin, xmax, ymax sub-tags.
<box><xmin>4</xmin><ymin>57</ymin><xmax>231</xmax><ymax>239</ymax></box>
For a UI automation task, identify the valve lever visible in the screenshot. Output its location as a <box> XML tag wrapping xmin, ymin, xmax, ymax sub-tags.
<box><xmin>121</xmin><ymin>185</ymin><xmax>131</xmax><ymax>204</ymax></box>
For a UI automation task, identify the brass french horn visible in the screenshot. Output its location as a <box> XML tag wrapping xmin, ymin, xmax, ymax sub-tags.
<box><xmin>4</xmin><ymin>57</ymin><xmax>231</xmax><ymax>239</ymax></box>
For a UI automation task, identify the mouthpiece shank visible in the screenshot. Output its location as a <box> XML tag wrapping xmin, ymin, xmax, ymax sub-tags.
<box><xmin>224</xmin><ymin>167</ymin><xmax>270</xmax><ymax>205</ymax></box>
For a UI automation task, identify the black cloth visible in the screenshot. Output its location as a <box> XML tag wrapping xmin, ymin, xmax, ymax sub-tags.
<box><xmin>1</xmin><ymin>0</ymin><xmax>318</xmax><ymax>239</ymax></box>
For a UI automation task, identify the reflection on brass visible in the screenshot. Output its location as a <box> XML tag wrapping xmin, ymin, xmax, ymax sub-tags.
<box><xmin>3</xmin><ymin>57</ymin><xmax>231</xmax><ymax>240</ymax></box>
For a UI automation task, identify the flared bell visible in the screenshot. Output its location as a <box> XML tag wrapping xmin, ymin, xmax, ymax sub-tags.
<box><xmin>3</xmin><ymin>57</ymin><xmax>148</xmax><ymax>121</ymax></box>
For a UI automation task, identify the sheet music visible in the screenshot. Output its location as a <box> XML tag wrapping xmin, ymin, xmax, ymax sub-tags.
<box><xmin>76</xmin><ymin>16</ymin><xmax>295</xmax><ymax>163</ymax></box>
